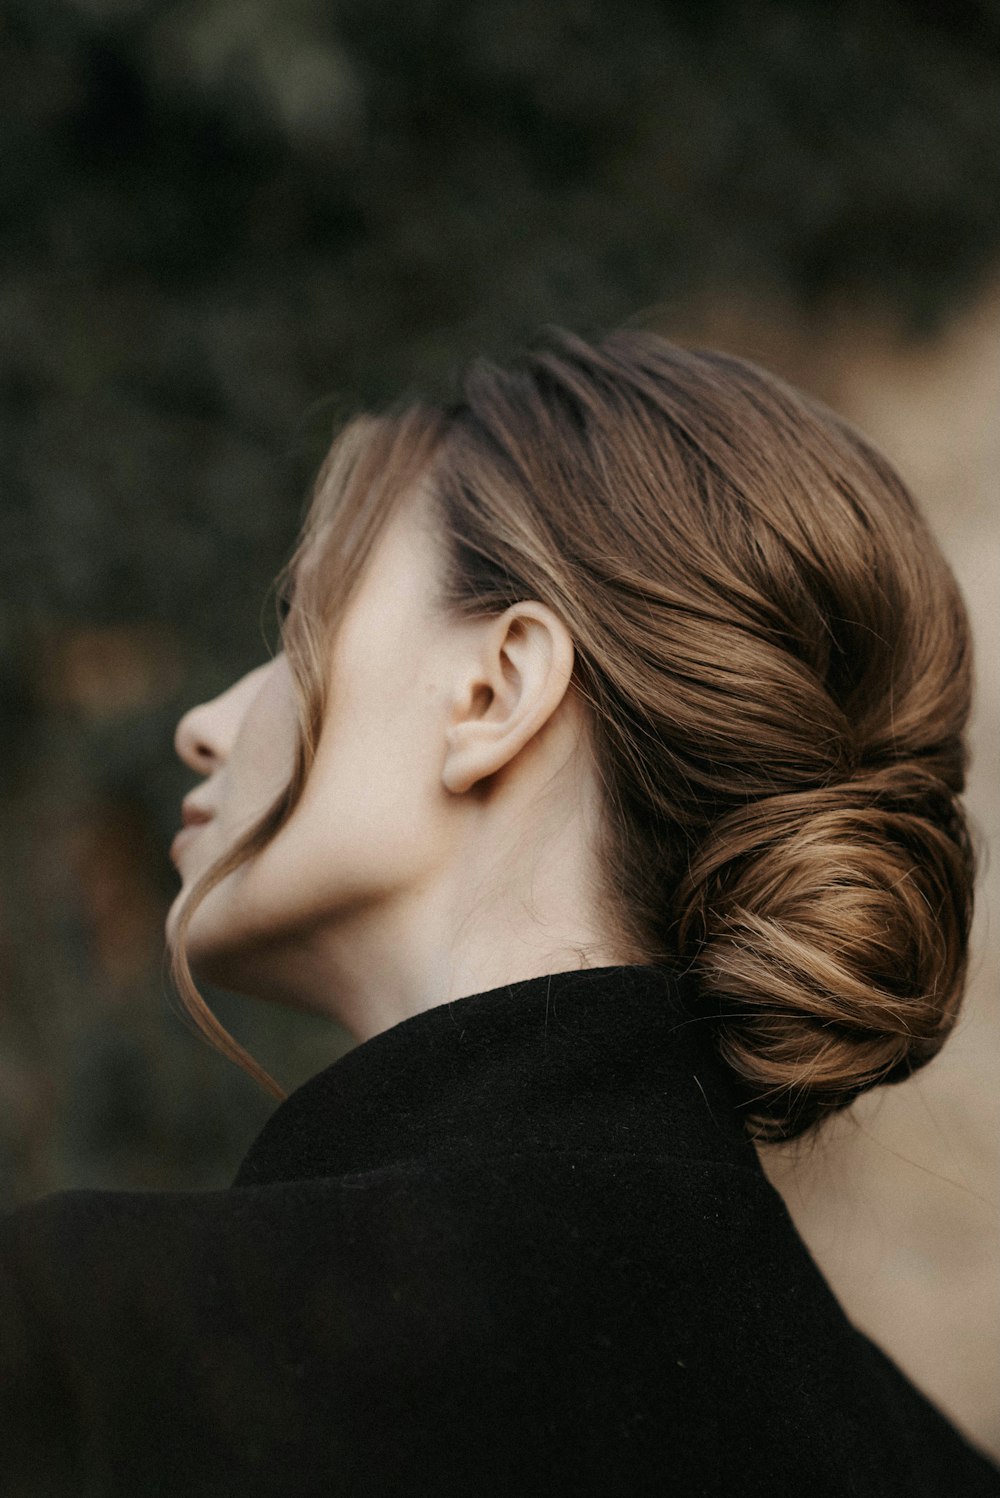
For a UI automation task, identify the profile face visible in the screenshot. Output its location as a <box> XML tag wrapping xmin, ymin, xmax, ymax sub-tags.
<box><xmin>165</xmin><ymin>486</ymin><xmax>463</xmax><ymax>1008</ymax></box>
<box><xmin>166</xmin><ymin>653</ymin><xmax>300</xmax><ymax>941</ymax></box>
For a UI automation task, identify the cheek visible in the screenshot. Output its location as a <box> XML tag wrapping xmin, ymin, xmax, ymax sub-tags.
<box><xmin>274</xmin><ymin>640</ymin><xmax>447</xmax><ymax>897</ymax></box>
<box><xmin>311</xmin><ymin>674</ymin><xmax>440</xmax><ymax>853</ymax></box>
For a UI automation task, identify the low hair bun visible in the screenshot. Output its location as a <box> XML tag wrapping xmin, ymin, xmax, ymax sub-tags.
<box><xmin>674</xmin><ymin>764</ymin><xmax>976</xmax><ymax>1142</ymax></box>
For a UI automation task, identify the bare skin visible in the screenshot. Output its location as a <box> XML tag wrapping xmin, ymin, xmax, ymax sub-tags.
<box><xmin>167</xmin><ymin>484</ymin><xmax>634</xmax><ymax>1040</ymax></box>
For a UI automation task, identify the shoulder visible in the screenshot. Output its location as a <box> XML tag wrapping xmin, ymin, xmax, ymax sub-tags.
<box><xmin>0</xmin><ymin>1144</ymin><xmax>897</xmax><ymax>1335</ymax></box>
<box><xmin>3</xmin><ymin>1155</ymin><xmax>998</xmax><ymax>1497</ymax></box>
<box><xmin>0</xmin><ymin>1147</ymin><xmax>896</xmax><ymax>1407</ymax></box>
<box><xmin>0</xmin><ymin>1150</ymin><xmax>785</xmax><ymax>1390</ymax></box>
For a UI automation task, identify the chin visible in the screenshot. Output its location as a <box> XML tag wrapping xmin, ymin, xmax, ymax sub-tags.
<box><xmin>165</xmin><ymin>881</ymin><xmax>235</xmax><ymax>976</ymax></box>
<box><xmin>167</xmin><ymin>890</ymin><xmax>290</xmax><ymax>1004</ymax></box>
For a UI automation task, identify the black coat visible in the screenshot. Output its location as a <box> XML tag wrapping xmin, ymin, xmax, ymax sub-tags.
<box><xmin>2</xmin><ymin>963</ymin><xmax>998</xmax><ymax>1496</ymax></box>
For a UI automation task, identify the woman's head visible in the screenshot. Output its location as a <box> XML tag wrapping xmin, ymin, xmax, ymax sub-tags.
<box><xmin>168</xmin><ymin>412</ymin><xmax>618</xmax><ymax>1046</ymax></box>
<box><xmin>168</xmin><ymin>327</ymin><xmax>976</xmax><ymax>1141</ymax></box>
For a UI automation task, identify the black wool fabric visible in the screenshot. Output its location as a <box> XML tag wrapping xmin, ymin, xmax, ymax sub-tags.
<box><xmin>1</xmin><ymin>963</ymin><xmax>998</xmax><ymax>1496</ymax></box>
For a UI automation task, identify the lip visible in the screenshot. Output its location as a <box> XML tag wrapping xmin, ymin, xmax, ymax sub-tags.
<box><xmin>181</xmin><ymin>798</ymin><xmax>214</xmax><ymax>828</ymax></box>
<box><xmin>170</xmin><ymin>820</ymin><xmax>210</xmax><ymax>868</ymax></box>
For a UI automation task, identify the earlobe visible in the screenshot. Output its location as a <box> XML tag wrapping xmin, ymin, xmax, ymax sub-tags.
<box><xmin>441</xmin><ymin>603</ymin><xmax>575</xmax><ymax>795</ymax></box>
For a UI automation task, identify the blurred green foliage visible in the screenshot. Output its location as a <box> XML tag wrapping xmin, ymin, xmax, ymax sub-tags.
<box><xmin>2</xmin><ymin>0</ymin><xmax>1000</xmax><ymax>1200</ymax></box>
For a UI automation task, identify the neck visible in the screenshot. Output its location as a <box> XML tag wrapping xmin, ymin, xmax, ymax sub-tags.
<box><xmin>281</xmin><ymin>853</ymin><xmax>636</xmax><ymax>1041</ymax></box>
<box><xmin>263</xmin><ymin>775</ymin><xmax>640</xmax><ymax>1037</ymax></box>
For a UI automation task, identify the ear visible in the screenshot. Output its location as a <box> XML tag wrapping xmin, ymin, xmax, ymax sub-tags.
<box><xmin>442</xmin><ymin>602</ymin><xmax>576</xmax><ymax>795</ymax></box>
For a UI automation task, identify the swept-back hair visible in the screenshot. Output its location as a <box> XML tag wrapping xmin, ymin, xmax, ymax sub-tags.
<box><xmin>171</xmin><ymin>327</ymin><xmax>975</xmax><ymax>1142</ymax></box>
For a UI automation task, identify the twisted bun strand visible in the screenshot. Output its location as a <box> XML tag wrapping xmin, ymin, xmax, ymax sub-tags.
<box><xmin>675</xmin><ymin>765</ymin><xmax>975</xmax><ymax>1139</ymax></box>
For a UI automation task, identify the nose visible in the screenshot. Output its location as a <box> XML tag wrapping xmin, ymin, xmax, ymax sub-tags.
<box><xmin>173</xmin><ymin>661</ymin><xmax>275</xmax><ymax>776</ymax></box>
<box><xmin>174</xmin><ymin>698</ymin><xmax>224</xmax><ymax>774</ymax></box>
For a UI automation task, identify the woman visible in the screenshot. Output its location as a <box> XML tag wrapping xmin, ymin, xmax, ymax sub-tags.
<box><xmin>2</xmin><ymin>328</ymin><xmax>997</xmax><ymax>1495</ymax></box>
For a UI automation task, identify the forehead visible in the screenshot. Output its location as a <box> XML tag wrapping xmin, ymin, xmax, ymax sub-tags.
<box><xmin>300</xmin><ymin>476</ymin><xmax>443</xmax><ymax>612</ymax></box>
<box><xmin>361</xmin><ymin>480</ymin><xmax>443</xmax><ymax>593</ymax></box>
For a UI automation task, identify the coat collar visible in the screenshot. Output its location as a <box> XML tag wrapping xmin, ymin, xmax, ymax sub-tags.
<box><xmin>232</xmin><ymin>962</ymin><xmax>758</xmax><ymax>1188</ymax></box>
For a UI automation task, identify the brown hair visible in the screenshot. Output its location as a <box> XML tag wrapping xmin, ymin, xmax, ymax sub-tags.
<box><xmin>171</xmin><ymin>327</ymin><xmax>976</xmax><ymax>1142</ymax></box>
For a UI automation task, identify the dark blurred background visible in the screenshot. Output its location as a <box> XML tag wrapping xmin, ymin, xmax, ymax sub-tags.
<box><xmin>1</xmin><ymin>0</ymin><xmax>999</xmax><ymax>1452</ymax></box>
